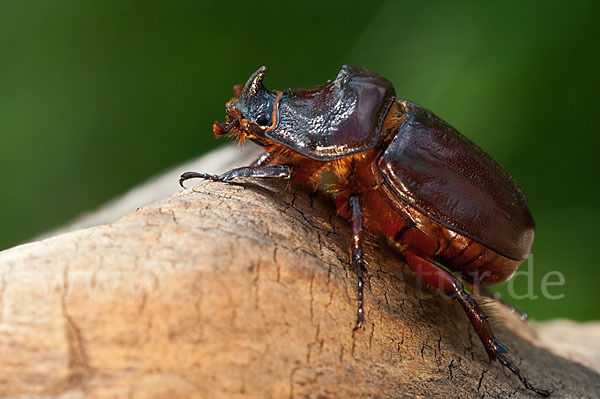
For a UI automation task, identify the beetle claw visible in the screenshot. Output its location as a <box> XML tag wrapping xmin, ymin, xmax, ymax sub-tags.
<box><xmin>179</xmin><ymin>171</ymin><xmax>222</xmax><ymax>188</ymax></box>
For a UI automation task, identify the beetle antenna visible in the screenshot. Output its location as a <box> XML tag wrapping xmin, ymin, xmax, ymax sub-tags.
<box><xmin>213</xmin><ymin>115</ymin><xmax>242</xmax><ymax>137</ymax></box>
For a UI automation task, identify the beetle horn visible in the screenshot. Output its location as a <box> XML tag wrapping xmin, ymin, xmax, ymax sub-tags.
<box><xmin>240</xmin><ymin>66</ymin><xmax>269</xmax><ymax>98</ymax></box>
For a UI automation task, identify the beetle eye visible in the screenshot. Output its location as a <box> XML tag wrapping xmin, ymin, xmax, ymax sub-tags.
<box><xmin>256</xmin><ymin>113</ymin><xmax>271</xmax><ymax>127</ymax></box>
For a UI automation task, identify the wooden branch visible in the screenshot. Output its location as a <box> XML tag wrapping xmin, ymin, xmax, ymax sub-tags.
<box><xmin>1</xmin><ymin>178</ymin><xmax>599</xmax><ymax>398</ymax></box>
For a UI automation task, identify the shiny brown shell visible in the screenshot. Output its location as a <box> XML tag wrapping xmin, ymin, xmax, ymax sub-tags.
<box><xmin>377</xmin><ymin>100</ymin><xmax>535</xmax><ymax>261</ymax></box>
<box><xmin>270</xmin><ymin>66</ymin><xmax>396</xmax><ymax>160</ymax></box>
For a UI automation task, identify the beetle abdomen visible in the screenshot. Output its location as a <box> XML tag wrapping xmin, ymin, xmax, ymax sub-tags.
<box><xmin>335</xmin><ymin>161</ymin><xmax>520</xmax><ymax>285</ymax></box>
<box><xmin>377</xmin><ymin>100</ymin><xmax>535</xmax><ymax>261</ymax></box>
<box><xmin>360</xmin><ymin>186</ymin><xmax>521</xmax><ymax>285</ymax></box>
<box><xmin>393</xmin><ymin>219</ymin><xmax>521</xmax><ymax>285</ymax></box>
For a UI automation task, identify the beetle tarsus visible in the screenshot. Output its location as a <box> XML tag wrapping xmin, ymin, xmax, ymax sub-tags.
<box><xmin>350</xmin><ymin>196</ymin><xmax>366</xmax><ymax>331</ymax></box>
<box><xmin>497</xmin><ymin>354</ymin><xmax>555</xmax><ymax>397</ymax></box>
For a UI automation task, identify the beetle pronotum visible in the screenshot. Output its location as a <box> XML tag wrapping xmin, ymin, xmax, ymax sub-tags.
<box><xmin>180</xmin><ymin>66</ymin><xmax>554</xmax><ymax>397</ymax></box>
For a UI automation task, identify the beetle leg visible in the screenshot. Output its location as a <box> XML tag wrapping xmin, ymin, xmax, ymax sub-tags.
<box><xmin>179</xmin><ymin>165</ymin><xmax>293</xmax><ymax>188</ymax></box>
<box><xmin>403</xmin><ymin>250</ymin><xmax>553</xmax><ymax>397</ymax></box>
<box><xmin>477</xmin><ymin>286</ymin><xmax>528</xmax><ymax>321</ymax></box>
<box><xmin>250</xmin><ymin>151</ymin><xmax>272</xmax><ymax>167</ymax></box>
<box><xmin>349</xmin><ymin>196</ymin><xmax>366</xmax><ymax>331</ymax></box>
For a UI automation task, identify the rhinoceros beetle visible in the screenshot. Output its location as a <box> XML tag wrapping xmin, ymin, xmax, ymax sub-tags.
<box><xmin>180</xmin><ymin>66</ymin><xmax>553</xmax><ymax>397</ymax></box>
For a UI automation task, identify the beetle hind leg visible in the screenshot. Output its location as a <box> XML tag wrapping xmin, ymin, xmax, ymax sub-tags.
<box><xmin>477</xmin><ymin>286</ymin><xmax>529</xmax><ymax>321</ymax></box>
<box><xmin>403</xmin><ymin>250</ymin><xmax>553</xmax><ymax>397</ymax></box>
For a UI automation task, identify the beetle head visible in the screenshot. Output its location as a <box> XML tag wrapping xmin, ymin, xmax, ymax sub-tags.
<box><xmin>215</xmin><ymin>65</ymin><xmax>396</xmax><ymax>161</ymax></box>
<box><xmin>215</xmin><ymin>66</ymin><xmax>278</xmax><ymax>146</ymax></box>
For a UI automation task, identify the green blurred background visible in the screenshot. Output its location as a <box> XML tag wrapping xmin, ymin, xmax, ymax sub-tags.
<box><xmin>1</xmin><ymin>0</ymin><xmax>599</xmax><ymax>321</ymax></box>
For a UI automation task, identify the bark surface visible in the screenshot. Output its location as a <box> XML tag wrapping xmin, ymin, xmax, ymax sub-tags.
<box><xmin>0</xmin><ymin>179</ymin><xmax>598</xmax><ymax>398</ymax></box>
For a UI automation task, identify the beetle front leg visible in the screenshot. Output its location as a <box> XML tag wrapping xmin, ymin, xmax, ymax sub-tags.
<box><xmin>403</xmin><ymin>250</ymin><xmax>554</xmax><ymax>397</ymax></box>
<box><xmin>250</xmin><ymin>151</ymin><xmax>272</xmax><ymax>167</ymax></box>
<box><xmin>179</xmin><ymin>165</ymin><xmax>293</xmax><ymax>188</ymax></box>
<box><xmin>349</xmin><ymin>196</ymin><xmax>366</xmax><ymax>331</ymax></box>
